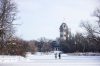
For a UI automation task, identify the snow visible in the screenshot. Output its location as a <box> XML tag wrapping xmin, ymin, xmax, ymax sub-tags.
<box><xmin>0</xmin><ymin>52</ymin><xmax>100</xmax><ymax>66</ymax></box>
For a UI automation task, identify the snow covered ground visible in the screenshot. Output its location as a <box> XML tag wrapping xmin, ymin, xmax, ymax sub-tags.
<box><xmin>0</xmin><ymin>52</ymin><xmax>100</xmax><ymax>66</ymax></box>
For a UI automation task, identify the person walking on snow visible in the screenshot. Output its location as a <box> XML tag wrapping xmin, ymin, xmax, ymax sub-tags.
<box><xmin>58</xmin><ymin>53</ymin><xmax>61</xmax><ymax>59</ymax></box>
<box><xmin>55</xmin><ymin>53</ymin><xmax>57</xmax><ymax>59</ymax></box>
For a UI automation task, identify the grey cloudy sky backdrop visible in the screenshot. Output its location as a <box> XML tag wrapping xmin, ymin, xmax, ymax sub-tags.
<box><xmin>15</xmin><ymin>0</ymin><xmax>99</xmax><ymax>40</ymax></box>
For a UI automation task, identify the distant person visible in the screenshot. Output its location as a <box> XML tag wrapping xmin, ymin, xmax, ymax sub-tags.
<box><xmin>55</xmin><ymin>53</ymin><xmax>57</xmax><ymax>59</ymax></box>
<box><xmin>58</xmin><ymin>53</ymin><xmax>61</xmax><ymax>59</ymax></box>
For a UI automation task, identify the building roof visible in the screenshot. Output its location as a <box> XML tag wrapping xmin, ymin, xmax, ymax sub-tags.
<box><xmin>60</xmin><ymin>23</ymin><xmax>68</xmax><ymax>32</ymax></box>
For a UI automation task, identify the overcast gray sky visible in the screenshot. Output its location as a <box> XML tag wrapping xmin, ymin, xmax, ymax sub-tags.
<box><xmin>14</xmin><ymin>0</ymin><xmax>99</xmax><ymax>40</ymax></box>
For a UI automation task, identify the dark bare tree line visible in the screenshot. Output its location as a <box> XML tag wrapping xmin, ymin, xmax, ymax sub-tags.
<box><xmin>79</xmin><ymin>8</ymin><xmax>100</xmax><ymax>52</ymax></box>
<box><xmin>60</xmin><ymin>8</ymin><xmax>100</xmax><ymax>53</ymax></box>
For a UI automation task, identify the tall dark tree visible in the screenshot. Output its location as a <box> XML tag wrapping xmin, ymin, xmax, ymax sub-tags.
<box><xmin>0</xmin><ymin>0</ymin><xmax>17</xmax><ymax>54</ymax></box>
<box><xmin>80</xmin><ymin>8</ymin><xmax>100</xmax><ymax>52</ymax></box>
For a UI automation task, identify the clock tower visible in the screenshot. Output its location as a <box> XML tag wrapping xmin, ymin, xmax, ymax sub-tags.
<box><xmin>60</xmin><ymin>23</ymin><xmax>68</xmax><ymax>41</ymax></box>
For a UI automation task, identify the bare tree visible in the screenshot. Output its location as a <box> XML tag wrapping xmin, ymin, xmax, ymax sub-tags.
<box><xmin>80</xmin><ymin>8</ymin><xmax>100</xmax><ymax>52</ymax></box>
<box><xmin>28</xmin><ymin>40</ymin><xmax>37</xmax><ymax>54</ymax></box>
<box><xmin>0</xmin><ymin>0</ymin><xmax>17</xmax><ymax>44</ymax></box>
<box><xmin>93</xmin><ymin>8</ymin><xmax>100</xmax><ymax>35</ymax></box>
<box><xmin>37</xmin><ymin>37</ymin><xmax>52</xmax><ymax>52</ymax></box>
<box><xmin>0</xmin><ymin>0</ymin><xmax>17</xmax><ymax>54</ymax></box>
<box><xmin>80</xmin><ymin>22</ymin><xmax>96</xmax><ymax>37</ymax></box>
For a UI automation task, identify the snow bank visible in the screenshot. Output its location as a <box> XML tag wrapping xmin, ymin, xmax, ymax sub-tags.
<box><xmin>0</xmin><ymin>55</ymin><xmax>25</xmax><ymax>63</ymax></box>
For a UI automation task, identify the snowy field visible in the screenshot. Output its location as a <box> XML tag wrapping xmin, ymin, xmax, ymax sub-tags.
<box><xmin>0</xmin><ymin>52</ymin><xmax>100</xmax><ymax>66</ymax></box>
